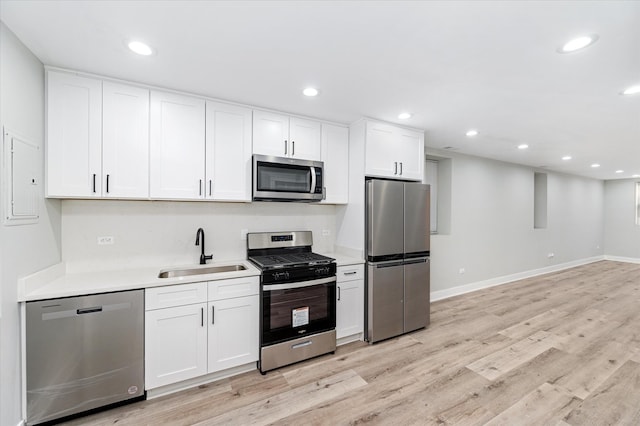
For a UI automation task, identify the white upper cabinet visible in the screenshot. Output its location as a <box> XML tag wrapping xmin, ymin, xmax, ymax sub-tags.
<box><xmin>102</xmin><ymin>82</ymin><xmax>149</xmax><ymax>198</ymax></box>
<box><xmin>395</xmin><ymin>127</ymin><xmax>424</xmax><ymax>181</ymax></box>
<box><xmin>321</xmin><ymin>124</ymin><xmax>349</xmax><ymax>204</ymax></box>
<box><xmin>253</xmin><ymin>110</ymin><xmax>321</xmax><ymax>161</ymax></box>
<box><xmin>205</xmin><ymin>101</ymin><xmax>252</xmax><ymax>201</ymax></box>
<box><xmin>252</xmin><ymin>110</ymin><xmax>289</xmax><ymax>157</ymax></box>
<box><xmin>47</xmin><ymin>71</ymin><xmax>102</xmax><ymax>197</ymax></box>
<box><xmin>150</xmin><ymin>91</ymin><xmax>206</xmax><ymax>199</ymax></box>
<box><xmin>289</xmin><ymin>117</ymin><xmax>322</xmax><ymax>160</ymax></box>
<box><xmin>365</xmin><ymin>121</ymin><xmax>424</xmax><ymax>181</ymax></box>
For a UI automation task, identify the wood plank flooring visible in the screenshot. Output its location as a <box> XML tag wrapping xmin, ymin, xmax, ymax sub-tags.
<box><xmin>62</xmin><ymin>260</ymin><xmax>640</xmax><ymax>425</ymax></box>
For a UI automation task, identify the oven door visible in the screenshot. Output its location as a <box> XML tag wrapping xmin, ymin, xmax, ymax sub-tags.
<box><xmin>261</xmin><ymin>276</ymin><xmax>336</xmax><ymax>346</ymax></box>
<box><xmin>253</xmin><ymin>154</ymin><xmax>324</xmax><ymax>201</ymax></box>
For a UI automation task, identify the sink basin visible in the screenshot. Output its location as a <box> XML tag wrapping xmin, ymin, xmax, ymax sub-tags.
<box><xmin>158</xmin><ymin>264</ymin><xmax>247</xmax><ymax>278</ymax></box>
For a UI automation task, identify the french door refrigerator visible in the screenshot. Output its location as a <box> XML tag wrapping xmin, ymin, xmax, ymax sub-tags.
<box><xmin>365</xmin><ymin>179</ymin><xmax>430</xmax><ymax>343</ymax></box>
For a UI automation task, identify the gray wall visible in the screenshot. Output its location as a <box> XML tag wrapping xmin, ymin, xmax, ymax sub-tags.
<box><xmin>0</xmin><ymin>22</ymin><xmax>62</xmax><ymax>425</ymax></box>
<box><xmin>604</xmin><ymin>179</ymin><xmax>640</xmax><ymax>259</ymax></box>
<box><xmin>426</xmin><ymin>149</ymin><xmax>604</xmax><ymax>294</ymax></box>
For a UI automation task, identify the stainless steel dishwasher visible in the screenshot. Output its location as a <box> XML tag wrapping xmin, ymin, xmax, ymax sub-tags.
<box><xmin>26</xmin><ymin>290</ymin><xmax>144</xmax><ymax>425</ymax></box>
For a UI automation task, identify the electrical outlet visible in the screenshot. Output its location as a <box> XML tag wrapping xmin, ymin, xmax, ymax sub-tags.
<box><xmin>97</xmin><ymin>236</ymin><xmax>114</xmax><ymax>245</ymax></box>
<box><xmin>322</xmin><ymin>229</ymin><xmax>330</xmax><ymax>237</ymax></box>
<box><xmin>548</xmin><ymin>252</ymin><xmax>555</xmax><ymax>258</ymax></box>
<box><xmin>459</xmin><ymin>268</ymin><xmax>465</xmax><ymax>274</ymax></box>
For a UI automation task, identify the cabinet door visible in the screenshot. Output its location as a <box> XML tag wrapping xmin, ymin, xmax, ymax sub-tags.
<box><xmin>102</xmin><ymin>82</ymin><xmax>149</xmax><ymax>198</ymax></box>
<box><xmin>321</xmin><ymin>124</ymin><xmax>349</xmax><ymax>204</ymax></box>
<box><xmin>150</xmin><ymin>91</ymin><xmax>205</xmax><ymax>199</ymax></box>
<box><xmin>365</xmin><ymin>122</ymin><xmax>397</xmax><ymax>178</ymax></box>
<box><xmin>252</xmin><ymin>110</ymin><xmax>289</xmax><ymax>157</ymax></box>
<box><xmin>396</xmin><ymin>128</ymin><xmax>424</xmax><ymax>181</ymax></box>
<box><xmin>208</xmin><ymin>295</ymin><xmax>259</xmax><ymax>373</ymax></box>
<box><xmin>145</xmin><ymin>303</ymin><xmax>207</xmax><ymax>389</ymax></box>
<box><xmin>289</xmin><ymin>117</ymin><xmax>321</xmax><ymax>160</ymax></box>
<box><xmin>46</xmin><ymin>71</ymin><xmax>102</xmax><ymax>197</ymax></box>
<box><xmin>205</xmin><ymin>102</ymin><xmax>252</xmax><ymax>201</ymax></box>
<box><xmin>336</xmin><ymin>278</ymin><xmax>364</xmax><ymax>339</ymax></box>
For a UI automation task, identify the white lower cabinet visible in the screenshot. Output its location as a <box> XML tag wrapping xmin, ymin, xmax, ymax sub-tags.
<box><xmin>145</xmin><ymin>301</ymin><xmax>208</xmax><ymax>389</ymax></box>
<box><xmin>145</xmin><ymin>277</ymin><xmax>259</xmax><ymax>390</ymax></box>
<box><xmin>207</xmin><ymin>295</ymin><xmax>259</xmax><ymax>373</ymax></box>
<box><xmin>336</xmin><ymin>265</ymin><xmax>364</xmax><ymax>341</ymax></box>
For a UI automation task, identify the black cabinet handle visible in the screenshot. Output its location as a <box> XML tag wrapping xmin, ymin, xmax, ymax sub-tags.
<box><xmin>106</xmin><ymin>174</ymin><xmax>110</xmax><ymax>193</ymax></box>
<box><xmin>209</xmin><ymin>180</ymin><xmax>212</xmax><ymax>196</ymax></box>
<box><xmin>201</xmin><ymin>307</ymin><xmax>204</xmax><ymax>327</ymax></box>
<box><xmin>337</xmin><ymin>286</ymin><xmax>341</xmax><ymax>301</ymax></box>
<box><xmin>400</xmin><ymin>162</ymin><xmax>403</xmax><ymax>175</ymax></box>
<box><xmin>92</xmin><ymin>174</ymin><xmax>96</xmax><ymax>193</ymax></box>
<box><xmin>292</xmin><ymin>141</ymin><xmax>295</xmax><ymax>156</ymax></box>
<box><xmin>199</xmin><ymin>179</ymin><xmax>202</xmax><ymax>196</ymax></box>
<box><xmin>284</xmin><ymin>140</ymin><xmax>288</xmax><ymax>155</ymax></box>
<box><xmin>211</xmin><ymin>305</ymin><xmax>215</xmax><ymax>324</ymax></box>
<box><xmin>394</xmin><ymin>162</ymin><xmax>398</xmax><ymax>175</ymax></box>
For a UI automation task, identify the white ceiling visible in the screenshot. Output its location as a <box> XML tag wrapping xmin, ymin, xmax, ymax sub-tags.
<box><xmin>1</xmin><ymin>0</ymin><xmax>639</xmax><ymax>180</ymax></box>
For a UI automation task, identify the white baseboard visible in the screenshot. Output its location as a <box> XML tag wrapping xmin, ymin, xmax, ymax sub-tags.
<box><xmin>146</xmin><ymin>362</ymin><xmax>256</xmax><ymax>399</ymax></box>
<box><xmin>431</xmin><ymin>255</ymin><xmax>606</xmax><ymax>302</ymax></box>
<box><xmin>337</xmin><ymin>333</ymin><xmax>364</xmax><ymax>347</ymax></box>
<box><xmin>604</xmin><ymin>255</ymin><xmax>640</xmax><ymax>264</ymax></box>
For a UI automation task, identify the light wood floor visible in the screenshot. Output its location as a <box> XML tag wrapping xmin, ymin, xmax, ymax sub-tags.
<box><xmin>63</xmin><ymin>260</ymin><xmax>640</xmax><ymax>425</ymax></box>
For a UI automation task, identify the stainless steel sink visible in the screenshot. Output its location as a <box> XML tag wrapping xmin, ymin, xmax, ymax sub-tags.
<box><xmin>158</xmin><ymin>264</ymin><xmax>246</xmax><ymax>278</ymax></box>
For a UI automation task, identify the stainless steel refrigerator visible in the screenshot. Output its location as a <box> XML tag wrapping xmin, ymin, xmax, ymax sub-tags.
<box><xmin>365</xmin><ymin>179</ymin><xmax>430</xmax><ymax>343</ymax></box>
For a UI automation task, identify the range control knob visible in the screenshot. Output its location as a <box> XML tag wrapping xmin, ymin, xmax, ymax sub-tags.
<box><xmin>273</xmin><ymin>271</ymin><xmax>290</xmax><ymax>281</ymax></box>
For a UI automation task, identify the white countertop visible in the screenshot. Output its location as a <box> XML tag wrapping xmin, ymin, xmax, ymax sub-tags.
<box><xmin>19</xmin><ymin>254</ymin><xmax>364</xmax><ymax>302</ymax></box>
<box><xmin>19</xmin><ymin>260</ymin><xmax>261</xmax><ymax>302</ymax></box>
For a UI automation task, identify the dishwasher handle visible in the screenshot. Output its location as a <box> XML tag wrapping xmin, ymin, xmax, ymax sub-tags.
<box><xmin>77</xmin><ymin>306</ymin><xmax>103</xmax><ymax>315</ymax></box>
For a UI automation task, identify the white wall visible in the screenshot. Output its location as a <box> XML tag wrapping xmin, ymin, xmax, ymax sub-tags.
<box><xmin>604</xmin><ymin>179</ymin><xmax>640</xmax><ymax>260</ymax></box>
<box><xmin>62</xmin><ymin>200</ymin><xmax>336</xmax><ymax>272</ymax></box>
<box><xmin>426</xmin><ymin>149</ymin><xmax>604</xmax><ymax>293</ymax></box>
<box><xmin>0</xmin><ymin>22</ymin><xmax>62</xmax><ymax>426</ymax></box>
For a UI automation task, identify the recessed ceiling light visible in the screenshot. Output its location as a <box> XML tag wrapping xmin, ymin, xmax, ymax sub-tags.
<box><xmin>465</xmin><ymin>129</ymin><xmax>478</xmax><ymax>137</ymax></box>
<box><xmin>398</xmin><ymin>112</ymin><xmax>412</xmax><ymax>120</ymax></box>
<box><xmin>127</xmin><ymin>40</ymin><xmax>154</xmax><ymax>56</ymax></box>
<box><xmin>557</xmin><ymin>34</ymin><xmax>599</xmax><ymax>53</ymax></box>
<box><xmin>615</xmin><ymin>170</ymin><xmax>624</xmax><ymax>174</ymax></box>
<box><xmin>303</xmin><ymin>87</ymin><xmax>319</xmax><ymax>97</ymax></box>
<box><xmin>591</xmin><ymin>163</ymin><xmax>601</xmax><ymax>168</ymax></box>
<box><xmin>621</xmin><ymin>85</ymin><xmax>640</xmax><ymax>96</ymax></box>
<box><xmin>562</xmin><ymin>155</ymin><xmax>572</xmax><ymax>161</ymax></box>
<box><xmin>518</xmin><ymin>144</ymin><xmax>529</xmax><ymax>150</ymax></box>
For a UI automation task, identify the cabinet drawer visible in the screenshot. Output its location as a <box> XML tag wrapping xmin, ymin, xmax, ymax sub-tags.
<box><xmin>208</xmin><ymin>276</ymin><xmax>259</xmax><ymax>301</ymax></box>
<box><xmin>337</xmin><ymin>265</ymin><xmax>364</xmax><ymax>282</ymax></box>
<box><xmin>145</xmin><ymin>282</ymin><xmax>207</xmax><ymax>310</ymax></box>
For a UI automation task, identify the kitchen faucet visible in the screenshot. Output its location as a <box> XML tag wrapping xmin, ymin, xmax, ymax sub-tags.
<box><xmin>195</xmin><ymin>228</ymin><xmax>213</xmax><ymax>265</ymax></box>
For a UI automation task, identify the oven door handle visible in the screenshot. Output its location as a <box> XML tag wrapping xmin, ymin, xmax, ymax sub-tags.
<box><xmin>263</xmin><ymin>276</ymin><xmax>335</xmax><ymax>291</ymax></box>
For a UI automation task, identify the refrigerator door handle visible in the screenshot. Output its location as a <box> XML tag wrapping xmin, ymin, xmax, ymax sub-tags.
<box><xmin>404</xmin><ymin>257</ymin><xmax>429</xmax><ymax>265</ymax></box>
<box><xmin>370</xmin><ymin>260</ymin><xmax>404</xmax><ymax>268</ymax></box>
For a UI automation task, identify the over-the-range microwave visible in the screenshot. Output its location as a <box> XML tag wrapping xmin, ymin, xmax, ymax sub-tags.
<box><xmin>252</xmin><ymin>154</ymin><xmax>324</xmax><ymax>202</ymax></box>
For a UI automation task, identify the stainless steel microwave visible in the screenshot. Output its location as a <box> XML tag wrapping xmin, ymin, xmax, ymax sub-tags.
<box><xmin>252</xmin><ymin>154</ymin><xmax>324</xmax><ymax>202</ymax></box>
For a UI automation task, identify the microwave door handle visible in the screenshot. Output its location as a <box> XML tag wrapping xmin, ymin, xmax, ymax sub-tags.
<box><xmin>310</xmin><ymin>166</ymin><xmax>316</xmax><ymax>194</ymax></box>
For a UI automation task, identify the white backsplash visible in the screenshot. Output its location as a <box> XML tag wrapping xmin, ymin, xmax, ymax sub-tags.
<box><xmin>62</xmin><ymin>200</ymin><xmax>336</xmax><ymax>272</ymax></box>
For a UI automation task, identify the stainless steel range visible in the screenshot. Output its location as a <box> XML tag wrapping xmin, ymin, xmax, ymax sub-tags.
<box><xmin>247</xmin><ymin>231</ymin><xmax>336</xmax><ymax>373</ymax></box>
